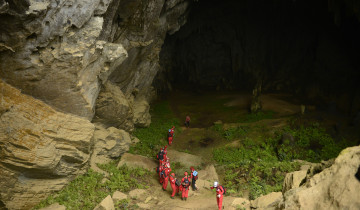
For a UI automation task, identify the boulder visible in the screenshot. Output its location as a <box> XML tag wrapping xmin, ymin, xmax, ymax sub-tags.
<box><xmin>95</xmin><ymin>82</ymin><xmax>134</xmax><ymax>132</ymax></box>
<box><xmin>198</xmin><ymin>165</ymin><xmax>219</xmax><ymax>182</ymax></box>
<box><xmin>251</xmin><ymin>192</ymin><xmax>283</xmax><ymax>209</ymax></box>
<box><xmin>0</xmin><ymin>81</ymin><xmax>94</xmax><ymax>209</ymax></box>
<box><xmin>117</xmin><ymin>153</ymin><xmax>157</xmax><ymax>172</ymax></box>
<box><xmin>129</xmin><ymin>189</ymin><xmax>147</xmax><ymax>199</ymax></box>
<box><xmin>279</xmin><ymin>146</ymin><xmax>360</xmax><ymax>210</ymax></box>
<box><xmin>39</xmin><ymin>203</ymin><xmax>66</xmax><ymax>210</ymax></box>
<box><xmin>232</xmin><ymin>198</ymin><xmax>251</xmax><ymax>210</ymax></box>
<box><xmin>90</xmin><ymin>124</ymin><xmax>132</xmax><ymax>169</ymax></box>
<box><xmin>282</xmin><ymin>170</ymin><xmax>307</xmax><ymax>193</ymax></box>
<box><xmin>112</xmin><ymin>191</ymin><xmax>128</xmax><ymax>204</ymax></box>
<box><xmin>94</xmin><ymin>195</ymin><xmax>115</xmax><ymax>210</ymax></box>
<box><xmin>166</xmin><ymin>150</ymin><xmax>203</xmax><ymax>169</ymax></box>
<box><xmin>132</xmin><ymin>98</ymin><xmax>151</xmax><ymax>127</ymax></box>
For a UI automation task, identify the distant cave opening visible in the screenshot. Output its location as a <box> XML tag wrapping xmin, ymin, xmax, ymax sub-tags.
<box><xmin>155</xmin><ymin>0</ymin><xmax>360</xmax><ymax>115</ymax></box>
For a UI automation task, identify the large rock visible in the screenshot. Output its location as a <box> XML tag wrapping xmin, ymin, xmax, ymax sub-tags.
<box><xmin>112</xmin><ymin>191</ymin><xmax>128</xmax><ymax>204</ymax></box>
<box><xmin>90</xmin><ymin>124</ymin><xmax>132</xmax><ymax>173</ymax></box>
<box><xmin>251</xmin><ymin>192</ymin><xmax>283</xmax><ymax>209</ymax></box>
<box><xmin>95</xmin><ymin>82</ymin><xmax>134</xmax><ymax>131</ymax></box>
<box><xmin>0</xmin><ymin>81</ymin><xmax>95</xmax><ymax>209</ymax></box>
<box><xmin>94</xmin><ymin>195</ymin><xmax>115</xmax><ymax>210</ymax></box>
<box><xmin>282</xmin><ymin>170</ymin><xmax>307</xmax><ymax>194</ymax></box>
<box><xmin>132</xmin><ymin>98</ymin><xmax>151</xmax><ymax>127</ymax></box>
<box><xmin>0</xmin><ymin>1</ymin><xmax>128</xmax><ymax>119</ymax></box>
<box><xmin>279</xmin><ymin>146</ymin><xmax>360</xmax><ymax>210</ymax></box>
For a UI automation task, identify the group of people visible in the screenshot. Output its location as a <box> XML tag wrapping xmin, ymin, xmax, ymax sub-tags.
<box><xmin>156</xmin><ymin>121</ymin><xmax>226</xmax><ymax>210</ymax></box>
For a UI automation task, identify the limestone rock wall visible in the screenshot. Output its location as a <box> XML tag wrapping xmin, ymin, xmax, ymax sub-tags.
<box><xmin>0</xmin><ymin>80</ymin><xmax>95</xmax><ymax>209</ymax></box>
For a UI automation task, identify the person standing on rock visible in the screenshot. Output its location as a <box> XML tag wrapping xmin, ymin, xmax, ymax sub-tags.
<box><xmin>181</xmin><ymin>171</ymin><xmax>191</xmax><ymax>201</ymax></box>
<box><xmin>190</xmin><ymin>166</ymin><xmax>199</xmax><ymax>191</ymax></box>
<box><xmin>169</xmin><ymin>173</ymin><xmax>180</xmax><ymax>199</ymax></box>
<box><xmin>185</xmin><ymin>115</ymin><xmax>191</xmax><ymax>128</ymax></box>
<box><xmin>210</xmin><ymin>181</ymin><xmax>225</xmax><ymax>210</ymax></box>
<box><xmin>162</xmin><ymin>164</ymin><xmax>172</xmax><ymax>191</ymax></box>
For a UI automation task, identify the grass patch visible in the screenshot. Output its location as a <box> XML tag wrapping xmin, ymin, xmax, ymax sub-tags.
<box><xmin>129</xmin><ymin>100</ymin><xmax>181</xmax><ymax>158</ymax></box>
<box><xmin>34</xmin><ymin>163</ymin><xmax>150</xmax><ymax>210</ymax></box>
<box><xmin>213</xmin><ymin>138</ymin><xmax>300</xmax><ymax>200</ymax></box>
<box><xmin>276</xmin><ymin>122</ymin><xmax>355</xmax><ymax>162</ymax></box>
<box><xmin>238</xmin><ymin>111</ymin><xmax>275</xmax><ymax>123</ymax></box>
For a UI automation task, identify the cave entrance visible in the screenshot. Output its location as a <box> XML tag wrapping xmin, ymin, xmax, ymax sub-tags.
<box><xmin>154</xmin><ymin>0</ymin><xmax>360</xmax><ymax>128</ymax></box>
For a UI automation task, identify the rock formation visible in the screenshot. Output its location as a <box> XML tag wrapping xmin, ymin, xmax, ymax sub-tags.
<box><xmin>0</xmin><ymin>0</ymin><xmax>191</xmax><ymax>208</ymax></box>
<box><xmin>0</xmin><ymin>80</ymin><xmax>95</xmax><ymax>209</ymax></box>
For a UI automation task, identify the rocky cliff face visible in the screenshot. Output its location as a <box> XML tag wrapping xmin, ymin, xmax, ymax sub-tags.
<box><xmin>0</xmin><ymin>0</ymin><xmax>190</xmax><ymax>208</ymax></box>
<box><xmin>0</xmin><ymin>80</ymin><xmax>95</xmax><ymax>209</ymax></box>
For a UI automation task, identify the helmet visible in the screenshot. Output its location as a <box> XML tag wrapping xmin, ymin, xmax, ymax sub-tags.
<box><xmin>213</xmin><ymin>181</ymin><xmax>218</xmax><ymax>187</ymax></box>
<box><xmin>184</xmin><ymin>172</ymin><xmax>188</xmax><ymax>176</ymax></box>
<box><xmin>166</xmin><ymin>163</ymin><xmax>170</xmax><ymax>168</ymax></box>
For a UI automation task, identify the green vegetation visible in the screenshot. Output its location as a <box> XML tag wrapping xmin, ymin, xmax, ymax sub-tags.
<box><xmin>276</xmin><ymin>122</ymin><xmax>355</xmax><ymax>162</ymax></box>
<box><xmin>34</xmin><ymin>163</ymin><xmax>150</xmax><ymax>210</ymax></box>
<box><xmin>213</xmin><ymin>137</ymin><xmax>300</xmax><ymax>200</ymax></box>
<box><xmin>129</xmin><ymin>101</ymin><xmax>181</xmax><ymax>158</ymax></box>
<box><xmin>213</xmin><ymin>119</ymin><xmax>355</xmax><ymax>200</ymax></box>
<box><xmin>239</xmin><ymin>111</ymin><xmax>275</xmax><ymax>123</ymax></box>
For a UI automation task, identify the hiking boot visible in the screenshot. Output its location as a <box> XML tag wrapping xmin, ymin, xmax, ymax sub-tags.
<box><xmin>181</xmin><ymin>197</ymin><xmax>183</xmax><ymax>200</ymax></box>
<box><xmin>170</xmin><ymin>196</ymin><xmax>174</xmax><ymax>199</ymax></box>
<box><xmin>185</xmin><ymin>197</ymin><xmax>187</xmax><ymax>201</ymax></box>
<box><xmin>162</xmin><ymin>188</ymin><xmax>166</xmax><ymax>191</ymax></box>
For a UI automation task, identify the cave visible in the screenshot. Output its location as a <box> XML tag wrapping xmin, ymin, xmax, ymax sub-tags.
<box><xmin>1</xmin><ymin>0</ymin><xmax>360</xmax><ymax>209</ymax></box>
<box><xmin>155</xmin><ymin>0</ymin><xmax>360</xmax><ymax>117</ymax></box>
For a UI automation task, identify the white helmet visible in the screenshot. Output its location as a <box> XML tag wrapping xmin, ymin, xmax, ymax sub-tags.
<box><xmin>213</xmin><ymin>181</ymin><xmax>218</xmax><ymax>187</ymax></box>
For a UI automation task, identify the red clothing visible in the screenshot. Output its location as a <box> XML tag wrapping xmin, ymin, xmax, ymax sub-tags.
<box><xmin>158</xmin><ymin>165</ymin><xmax>164</xmax><ymax>184</ymax></box>
<box><xmin>211</xmin><ymin>186</ymin><xmax>225</xmax><ymax>210</ymax></box>
<box><xmin>186</xmin><ymin>116</ymin><xmax>190</xmax><ymax>122</ymax></box>
<box><xmin>181</xmin><ymin>176</ymin><xmax>190</xmax><ymax>198</ymax></box>
<box><xmin>169</xmin><ymin>175</ymin><xmax>179</xmax><ymax>197</ymax></box>
<box><xmin>168</xmin><ymin>136</ymin><xmax>173</xmax><ymax>145</ymax></box>
<box><xmin>162</xmin><ymin>167</ymin><xmax>171</xmax><ymax>190</ymax></box>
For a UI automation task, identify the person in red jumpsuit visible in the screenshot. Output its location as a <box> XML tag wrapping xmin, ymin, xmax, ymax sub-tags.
<box><xmin>180</xmin><ymin>171</ymin><xmax>191</xmax><ymax>201</ymax></box>
<box><xmin>185</xmin><ymin>116</ymin><xmax>190</xmax><ymax>128</ymax></box>
<box><xmin>162</xmin><ymin>164</ymin><xmax>172</xmax><ymax>191</ymax></box>
<box><xmin>158</xmin><ymin>163</ymin><xmax>165</xmax><ymax>184</ymax></box>
<box><xmin>210</xmin><ymin>181</ymin><xmax>225</xmax><ymax>210</ymax></box>
<box><xmin>169</xmin><ymin>173</ymin><xmax>179</xmax><ymax>199</ymax></box>
<box><xmin>168</xmin><ymin>130</ymin><xmax>173</xmax><ymax>145</ymax></box>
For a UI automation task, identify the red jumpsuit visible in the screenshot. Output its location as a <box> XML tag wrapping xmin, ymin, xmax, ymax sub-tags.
<box><xmin>211</xmin><ymin>186</ymin><xmax>225</xmax><ymax>210</ymax></box>
<box><xmin>181</xmin><ymin>176</ymin><xmax>190</xmax><ymax>199</ymax></box>
<box><xmin>168</xmin><ymin>136</ymin><xmax>173</xmax><ymax>145</ymax></box>
<box><xmin>158</xmin><ymin>165</ymin><xmax>164</xmax><ymax>184</ymax></box>
<box><xmin>162</xmin><ymin>167</ymin><xmax>171</xmax><ymax>190</ymax></box>
<box><xmin>169</xmin><ymin>175</ymin><xmax>179</xmax><ymax>198</ymax></box>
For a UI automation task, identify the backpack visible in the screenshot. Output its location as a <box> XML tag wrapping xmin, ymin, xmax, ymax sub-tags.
<box><xmin>157</xmin><ymin>151</ymin><xmax>164</xmax><ymax>160</ymax></box>
<box><xmin>192</xmin><ymin>170</ymin><xmax>198</xmax><ymax>180</ymax></box>
<box><xmin>182</xmin><ymin>177</ymin><xmax>189</xmax><ymax>186</ymax></box>
<box><xmin>160</xmin><ymin>170</ymin><xmax>165</xmax><ymax>178</ymax></box>
<box><xmin>175</xmin><ymin>179</ymin><xmax>181</xmax><ymax>186</ymax></box>
<box><xmin>219</xmin><ymin>185</ymin><xmax>226</xmax><ymax>195</ymax></box>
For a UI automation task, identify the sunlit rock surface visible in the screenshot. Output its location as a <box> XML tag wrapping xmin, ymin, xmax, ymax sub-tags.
<box><xmin>0</xmin><ymin>81</ymin><xmax>95</xmax><ymax>209</ymax></box>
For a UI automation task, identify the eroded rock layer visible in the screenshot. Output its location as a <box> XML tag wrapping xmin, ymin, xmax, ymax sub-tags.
<box><xmin>0</xmin><ymin>80</ymin><xmax>95</xmax><ymax>209</ymax></box>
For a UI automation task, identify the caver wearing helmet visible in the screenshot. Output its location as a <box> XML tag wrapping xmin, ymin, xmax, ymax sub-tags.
<box><xmin>211</xmin><ymin>181</ymin><xmax>225</xmax><ymax>210</ymax></box>
<box><xmin>181</xmin><ymin>171</ymin><xmax>190</xmax><ymax>201</ymax></box>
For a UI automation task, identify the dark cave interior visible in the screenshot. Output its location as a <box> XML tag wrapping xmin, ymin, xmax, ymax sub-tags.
<box><xmin>155</xmin><ymin>0</ymin><xmax>360</xmax><ymax>116</ymax></box>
